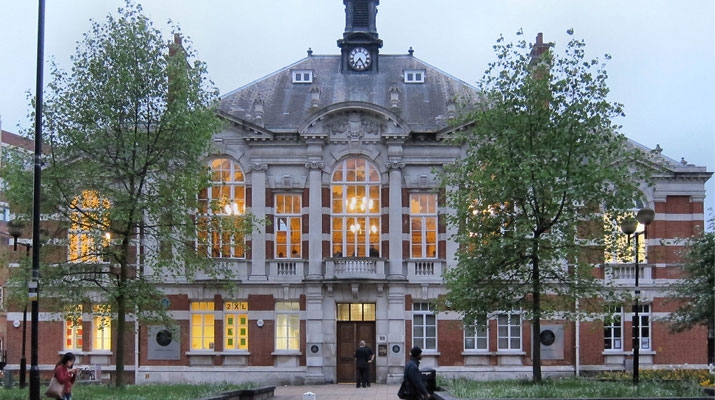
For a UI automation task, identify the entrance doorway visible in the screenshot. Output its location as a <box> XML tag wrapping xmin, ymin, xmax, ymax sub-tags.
<box><xmin>336</xmin><ymin>303</ymin><xmax>376</xmax><ymax>384</ymax></box>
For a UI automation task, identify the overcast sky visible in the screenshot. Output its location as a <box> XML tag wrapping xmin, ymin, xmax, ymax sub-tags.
<box><xmin>1</xmin><ymin>0</ymin><xmax>713</xmax><ymax>215</ymax></box>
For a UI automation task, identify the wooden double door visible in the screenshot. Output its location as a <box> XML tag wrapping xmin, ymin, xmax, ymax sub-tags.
<box><xmin>336</xmin><ymin>320</ymin><xmax>376</xmax><ymax>384</ymax></box>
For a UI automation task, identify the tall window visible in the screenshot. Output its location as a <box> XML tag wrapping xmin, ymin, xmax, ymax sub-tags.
<box><xmin>93</xmin><ymin>305</ymin><xmax>112</xmax><ymax>351</ymax></box>
<box><xmin>410</xmin><ymin>194</ymin><xmax>438</xmax><ymax>258</ymax></box>
<box><xmin>275</xmin><ymin>194</ymin><xmax>301</xmax><ymax>259</ymax></box>
<box><xmin>331</xmin><ymin>158</ymin><xmax>380</xmax><ymax>257</ymax></box>
<box><xmin>464</xmin><ymin>318</ymin><xmax>488</xmax><ymax>351</ymax></box>
<box><xmin>224</xmin><ymin>301</ymin><xmax>248</xmax><ymax>351</ymax></box>
<box><xmin>497</xmin><ymin>312</ymin><xmax>521</xmax><ymax>351</ymax></box>
<box><xmin>604</xmin><ymin>306</ymin><xmax>623</xmax><ymax>351</ymax></box>
<box><xmin>605</xmin><ymin>200</ymin><xmax>647</xmax><ymax>264</ymax></box>
<box><xmin>198</xmin><ymin>159</ymin><xmax>246</xmax><ymax>258</ymax></box>
<box><xmin>636</xmin><ymin>304</ymin><xmax>651</xmax><ymax>350</ymax></box>
<box><xmin>413</xmin><ymin>302</ymin><xmax>436</xmax><ymax>350</ymax></box>
<box><xmin>191</xmin><ymin>301</ymin><xmax>215</xmax><ymax>350</ymax></box>
<box><xmin>275</xmin><ymin>301</ymin><xmax>300</xmax><ymax>351</ymax></box>
<box><xmin>65</xmin><ymin>305</ymin><xmax>83</xmax><ymax>351</ymax></box>
<box><xmin>68</xmin><ymin>190</ymin><xmax>110</xmax><ymax>263</ymax></box>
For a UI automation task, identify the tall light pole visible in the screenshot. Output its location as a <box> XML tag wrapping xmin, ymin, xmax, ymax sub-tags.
<box><xmin>620</xmin><ymin>207</ymin><xmax>655</xmax><ymax>386</ymax></box>
<box><xmin>31</xmin><ymin>1</ymin><xmax>46</xmax><ymax>399</ymax></box>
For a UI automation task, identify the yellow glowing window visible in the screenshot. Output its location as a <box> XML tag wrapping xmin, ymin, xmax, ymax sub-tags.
<box><xmin>410</xmin><ymin>194</ymin><xmax>438</xmax><ymax>259</ymax></box>
<box><xmin>191</xmin><ymin>301</ymin><xmax>215</xmax><ymax>350</ymax></box>
<box><xmin>198</xmin><ymin>159</ymin><xmax>246</xmax><ymax>258</ymax></box>
<box><xmin>65</xmin><ymin>305</ymin><xmax>83</xmax><ymax>351</ymax></box>
<box><xmin>275</xmin><ymin>301</ymin><xmax>300</xmax><ymax>351</ymax></box>
<box><xmin>68</xmin><ymin>190</ymin><xmax>110</xmax><ymax>263</ymax></box>
<box><xmin>93</xmin><ymin>305</ymin><xmax>112</xmax><ymax>351</ymax></box>
<box><xmin>224</xmin><ymin>301</ymin><xmax>248</xmax><ymax>350</ymax></box>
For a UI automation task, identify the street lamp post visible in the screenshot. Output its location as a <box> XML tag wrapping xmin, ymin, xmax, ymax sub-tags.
<box><xmin>620</xmin><ymin>207</ymin><xmax>655</xmax><ymax>386</ymax></box>
<box><xmin>7</xmin><ymin>219</ymin><xmax>29</xmax><ymax>389</ymax></box>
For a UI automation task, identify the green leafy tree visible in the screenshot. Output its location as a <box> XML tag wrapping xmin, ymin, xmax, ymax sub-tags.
<box><xmin>1</xmin><ymin>1</ymin><xmax>252</xmax><ymax>387</ymax></box>
<box><xmin>441</xmin><ymin>31</ymin><xmax>644</xmax><ymax>382</ymax></box>
<box><xmin>667</xmin><ymin>217</ymin><xmax>715</xmax><ymax>336</ymax></box>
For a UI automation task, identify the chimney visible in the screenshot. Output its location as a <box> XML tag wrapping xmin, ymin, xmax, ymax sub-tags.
<box><xmin>529</xmin><ymin>32</ymin><xmax>552</xmax><ymax>65</ymax></box>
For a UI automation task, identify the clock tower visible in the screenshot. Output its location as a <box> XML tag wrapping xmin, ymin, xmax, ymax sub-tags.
<box><xmin>338</xmin><ymin>0</ymin><xmax>383</xmax><ymax>73</ymax></box>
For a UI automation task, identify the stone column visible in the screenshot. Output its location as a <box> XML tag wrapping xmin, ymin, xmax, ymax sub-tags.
<box><xmin>305</xmin><ymin>160</ymin><xmax>324</xmax><ymax>279</ymax></box>
<box><xmin>386</xmin><ymin>161</ymin><xmax>405</xmax><ymax>278</ymax></box>
<box><xmin>249</xmin><ymin>163</ymin><xmax>268</xmax><ymax>281</ymax></box>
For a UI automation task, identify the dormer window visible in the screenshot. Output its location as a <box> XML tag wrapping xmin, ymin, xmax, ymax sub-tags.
<box><xmin>404</xmin><ymin>69</ymin><xmax>425</xmax><ymax>83</ymax></box>
<box><xmin>292</xmin><ymin>70</ymin><xmax>313</xmax><ymax>83</ymax></box>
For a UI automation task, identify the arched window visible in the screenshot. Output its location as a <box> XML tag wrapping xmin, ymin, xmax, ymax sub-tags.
<box><xmin>331</xmin><ymin>158</ymin><xmax>381</xmax><ymax>257</ymax></box>
<box><xmin>197</xmin><ymin>158</ymin><xmax>246</xmax><ymax>258</ymax></box>
<box><xmin>68</xmin><ymin>190</ymin><xmax>110</xmax><ymax>263</ymax></box>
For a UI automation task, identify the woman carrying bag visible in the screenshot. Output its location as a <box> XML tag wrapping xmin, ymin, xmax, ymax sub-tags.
<box><xmin>49</xmin><ymin>352</ymin><xmax>78</xmax><ymax>400</ymax></box>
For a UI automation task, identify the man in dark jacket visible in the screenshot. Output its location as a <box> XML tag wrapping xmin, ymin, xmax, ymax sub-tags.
<box><xmin>403</xmin><ymin>346</ymin><xmax>431</xmax><ymax>400</ymax></box>
<box><xmin>354</xmin><ymin>340</ymin><xmax>374</xmax><ymax>388</ymax></box>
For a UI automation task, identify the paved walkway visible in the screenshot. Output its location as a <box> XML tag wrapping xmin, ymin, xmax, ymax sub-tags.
<box><xmin>272</xmin><ymin>383</ymin><xmax>402</xmax><ymax>400</ymax></box>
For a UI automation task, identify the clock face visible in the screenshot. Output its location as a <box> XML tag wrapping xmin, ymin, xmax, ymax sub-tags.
<box><xmin>349</xmin><ymin>47</ymin><xmax>371</xmax><ymax>71</ymax></box>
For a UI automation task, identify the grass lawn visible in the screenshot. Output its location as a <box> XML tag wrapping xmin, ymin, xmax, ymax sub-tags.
<box><xmin>0</xmin><ymin>382</ymin><xmax>251</xmax><ymax>400</ymax></box>
<box><xmin>439</xmin><ymin>376</ymin><xmax>707</xmax><ymax>398</ymax></box>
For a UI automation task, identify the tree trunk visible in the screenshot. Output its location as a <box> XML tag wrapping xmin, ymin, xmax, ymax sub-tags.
<box><xmin>114</xmin><ymin>235</ymin><xmax>130</xmax><ymax>387</ymax></box>
<box><xmin>531</xmin><ymin>245</ymin><xmax>542</xmax><ymax>383</ymax></box>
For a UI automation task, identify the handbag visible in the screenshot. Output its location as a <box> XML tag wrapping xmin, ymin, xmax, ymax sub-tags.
<box><xmin>397</xmin><ymin>379</ymin><xmax>411</xmax><ymax>399</ymax></box>
<box><xmin>44</xmin><ymin>376</ymin><xmax>64</xmax><ymax>399</ymax></box>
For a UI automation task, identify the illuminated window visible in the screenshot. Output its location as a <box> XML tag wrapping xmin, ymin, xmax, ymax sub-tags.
<box><xmin>331</xmin><ymin>158</ymin><xmax>380</xmax><ymax>257</ymax></box>
<box><xmin>191</xmin><ymin>301</ymin><xmax>215</xmax><ymax>350</ymax></box>
<box><xmin>604</xmin><ymin>200</ymin><xmax>647</xmax><ymax>264</ymax></box>
<box><xmin>68</xmin><ymin>190</ymin><xmax>110</xmax><ymax>263</ymax></box>
<box><xmin>497</xmin><ymin>312</ymin><xmax>521</xmax><ymax>351</ymax></box>
<box><xmin>275</xmin><ymin>301</ymin><xmax>300</xmax><ymax>351</ymax></box>
<box><xmin>198</xmin><ymin>159</ymin><xmax>246</xmax><ymax>258</ymax></box>
<box><xmin>93</xmin><ymin>305</ymin><xmax>112</xmax><ymax>351</ymax></box>
<box><xmin>224</xmin><ymin>301</ymin><xmax>248</xmax><ymax>351</ymax></box>
<box><xmin>604</xmin><ymin>306</ymin><xmax>622</xmax><ymax>351</ymax></box>
<box><xmin>336</xmin><ymin>303</ymin><xmax>376</xmax><ymax>321</ymax></box>
<box><xmin>410</xmin><ymin>194</ymin><xmax>438</xmax><ymax>258</ymax></box>
<box><xmin>275</xmin><ymin>194</ymin><xmax>302</xmax><ymax>259</ymax></box>
<box><xmin>413</xmin><ymin>302</ymin><xmax>436</xmax><ymax>350</ymax></box>
<box><xmin>65</xmin><ymin>305</ymin><xmax>83</xmax><ymax>351</ymax></box>
<box><xmin>464</xmin><ymin>318</ymin><xmax>488</xmax><ymax>351</ymax></box>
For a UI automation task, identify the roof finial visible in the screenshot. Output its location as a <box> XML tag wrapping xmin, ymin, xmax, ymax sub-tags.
<box><xmin>408</xmin><ymin>47</ymin><xmax>414</xmax><ymax>56</ymax></box>
<box><xmin>307</xmin><ymin>48</ymin><xmax>313</xmax><ymax>57</ymax></box>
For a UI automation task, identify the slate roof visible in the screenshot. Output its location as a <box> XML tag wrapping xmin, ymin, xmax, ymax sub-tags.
<box><xmin>218</xmin><ymin>54</ymin><xmax>480</xmax><ymax>133</ymax></box>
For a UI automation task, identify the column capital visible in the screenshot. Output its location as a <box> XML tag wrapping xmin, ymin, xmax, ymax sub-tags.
<box><xmin>385</xmin><ymin>161</ymin><xmax>405</xmax><ymax>170</ymax></box>
<box><xmin>305</xmin><ymin>161</ymin><xmax>325</xmax><ymax>170</ymax></box>
<box><xmin>248</xmin><ymin>163</ymin><xmax>268</xmax><ymax>172</ymax></box>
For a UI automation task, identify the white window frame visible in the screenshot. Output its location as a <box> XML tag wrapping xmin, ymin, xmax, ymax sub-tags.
<box><xmin>92</xmin><ymin>307</ymin><xmax>112</xmax><ymax>351</ymax></box>
<box><xmin>275</xmin><ymin>194</ymin><xmax>302</xmax><ymax>259</ymax></box>
<box><xmin>198</xmin><ymin>158</ymin><xmax>246</xmax><ymax>259</ymax></box>
<box><xmin>636</xmin><ymin>304</ymin><xmax>651</xmax><ymax>350</ymax></box>
<box><xmin>497</xmin><ymin>312</ymin><xmax>522</xmax><ymax>351</ymax></box>
<box><xmin>275</xmin><ymin>301</ymin><xmax>300</xmax><ymax>351</ymax></box>
<box><xmin>331</xmin><ymin>158</ymin><xmax>381</xmax><ymax>257</ymax></box>
<box><xmin>410</xmin><ymin>193</ymin><xmax>438</xmax><ymax>259</ymax></box>
<box><xmin>413</xmin><ymin>302</ymin><xmax>437</xmax><ymax>351</ymax></box>
<box><xmin>464</xmin><ymin>319</ymin><xmax>488</xmax><ymax>352</ymax></box>
<box><xmin>604</xmin><ymin>306</ymin><xmax>623</xmax><ymax>351</ymax></box>
<box><xmin>292</xmin><ymin>70</ymin><xmax>313</xmax><ymax>83</ymax></box>
<box><xmin>190</xmin><ymin>301</ymin><xmax>215</xmax><ymax>351</ymax></box>
<box><xmin>404</xmin><ymin>69</ymin><xmax>426</xmax><ymax>83</ymax></box>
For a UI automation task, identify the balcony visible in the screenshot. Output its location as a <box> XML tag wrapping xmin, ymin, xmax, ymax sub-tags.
<box><xmin>326</xmin><ymin>258</ymin><xmax>386</xmax><ymax>280</ymax></box>
<box><xmin>406</xmin><ymin>260</ymin><xmax>444</xmax><ymax>283</ymax></box>
<box><xmin>604</xmin><ymin>263</ymin><xmax>653</xmax><ymax>286</ymax></box>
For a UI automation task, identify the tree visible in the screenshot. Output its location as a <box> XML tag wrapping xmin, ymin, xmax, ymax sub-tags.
<box><xmin>1</xmin><ymin>1</ymin><xmax>251</xmax><ymax>387</ymax></box>
<box><xmin>666</xmin><ymin>217</ymin><xmax>715</xmax><ymax>357</ymax></box>
<box><xmin>441</xmin><ymin>31</ymin><xmax>644</xmax><ymax>382</ymax></box>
